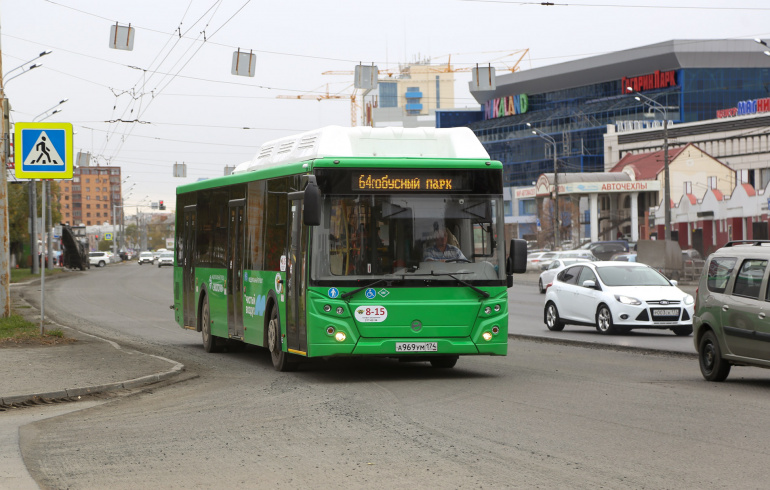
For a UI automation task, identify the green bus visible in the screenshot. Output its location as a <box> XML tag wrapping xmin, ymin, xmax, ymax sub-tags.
<box><xmin>173</xmin><ymin>126</ymin><xmax>527</xmax><ymax>371</ymax></box>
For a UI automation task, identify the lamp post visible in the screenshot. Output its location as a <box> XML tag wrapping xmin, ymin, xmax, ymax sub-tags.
<box><xmin>627</xmin><ymin>87</ymin><xmax>671</xmax><ymax>241</ymax></box>
<box><xmin>528</xmin><ymin>123</ymin><xmax>560</xmax><ymax>248</ymax></box>
<box><xmin>33</xmin><ymin>98</ymin><xmax>67</xmax><ymax>122</ymax></box>
<box><xmin>2</xmin><ymin>50</ymin><xmax>50</xmax><ymax>80</ymax></box>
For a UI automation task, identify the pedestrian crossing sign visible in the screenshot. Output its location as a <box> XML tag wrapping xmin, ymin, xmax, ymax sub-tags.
<box><xmin>14</xmin><ymin>122</ymin><xmax>74</xmax><ymax>179</ymax></box>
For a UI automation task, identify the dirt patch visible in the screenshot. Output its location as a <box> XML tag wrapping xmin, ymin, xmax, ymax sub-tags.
<box><xmin>0</xmin><ymin>335</ymin><xmax>77</xmax><ymax>348</ymax></box>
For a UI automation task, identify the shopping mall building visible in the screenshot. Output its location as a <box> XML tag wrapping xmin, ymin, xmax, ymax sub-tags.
<box><xmin>437</xmin><ymin>39</ymin><xmax>770</xmax><ymax>250</ymax></box>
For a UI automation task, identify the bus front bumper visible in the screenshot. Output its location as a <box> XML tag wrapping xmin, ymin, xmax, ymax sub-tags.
<box><xmin>309</xmin><ymin>337</ymin><xmax>507</xmax><ymax>357</ymax></box>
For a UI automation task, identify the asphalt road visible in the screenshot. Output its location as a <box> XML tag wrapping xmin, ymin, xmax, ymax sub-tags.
<box><xmin>8</xmin><ymin>263</ymin><xmax>770</xmax><ymax>488</ymax></box>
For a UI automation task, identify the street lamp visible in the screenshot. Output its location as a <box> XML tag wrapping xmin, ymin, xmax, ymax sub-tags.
<box><xmin>527</xmin><ymin>122</ymin><xmax>560</xmax><ymax>248</ymax></box>
<box><xmin>754</xmin><ymin>38</ymin><xmax>770</xmax><ymax>57</ymax></box>
<box><xmin>2</xmin><ymin>50</ymin><xmax>51</xmax><ymax>81</ymax></box>
<box><xmin>628</xmin><ymin>87</ymin><xmax>672</xmax><ymax>241</ymax></box>
<box><xmin>33</xmin><ymin>98</ymin><xmax>68</xmax><ymax>122</ymax></box>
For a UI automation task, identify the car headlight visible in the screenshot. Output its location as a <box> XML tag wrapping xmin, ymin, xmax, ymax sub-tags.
<box><xmin>683</xmin><ymin>294</ymin><xmax>694</xmax><ymax>305</ymax></box>
<box><xmin>614</xmin><ymin>294</ymin><xmax>641</xmax><ymax>305</ymax></box>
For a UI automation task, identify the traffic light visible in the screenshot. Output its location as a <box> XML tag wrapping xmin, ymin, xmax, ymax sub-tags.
<box><xmin>159</xmin><ymin>200</ymin><xmax>166</xmax><ymax>210</ymax></box>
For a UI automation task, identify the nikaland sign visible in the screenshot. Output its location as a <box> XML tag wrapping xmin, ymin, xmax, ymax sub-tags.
<box><xmin>14</xmin><ymin>122</ymin><xmax>74</xmax><ymax>179</ymax></box>
<box><xmin>622</xmin><ymin>70</ymin><xmax>677</xmax><ymax>93</ymax></box>
<box><xmin>484</xmin><ymin>93</ymin><xmax>528</xmax><ymax>119</ymax></box>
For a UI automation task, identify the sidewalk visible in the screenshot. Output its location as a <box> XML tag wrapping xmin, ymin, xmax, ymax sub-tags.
<box><xmin>1</xmin><ymin>282</ymin><xmax>184</xmax><ymax>408</ymax></box>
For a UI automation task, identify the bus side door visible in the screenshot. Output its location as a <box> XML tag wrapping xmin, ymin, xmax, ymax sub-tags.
<box><xmin>182</xmin><ymin>205</ymin><xmax>197</xmax><ymax>329</ymax></box>
<box><xmin>227</xmin><ymin>199</ymin><xmax>246</xmax><ymax>339</ymax></box>
<box><xmin>285</xmin><ymin>196</ymin><xmax>308</xmax><ymax>355</ymax></box>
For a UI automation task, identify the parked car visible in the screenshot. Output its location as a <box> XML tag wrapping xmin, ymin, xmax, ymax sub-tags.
<box><xmin>538</xmin><ymin>258</ymin><xmax>591</xmax><ymax>293</ymax></box>
<box><xmin>538</xmin><ymin>250</ymin><xmax>598</xmax><ymax>270</ymax></box>
<box><xmin>89</xmin><ymin>251</ymin><xmax>109</xmax><ymax>268</ymax></box>
<box><xmin>610</xmin><ymin>252</ymin><xmax>638</xmax><ymax>262</ymax></box>
<box><xmin>693</xmin><ymin>241</ymin><xmax>770</xmax><ymax>381</ymax></box>
<box><xmin>579</xmin><ymin>240</ymin><xmax>630</xmax><ymax>261</ymax></box>
<box><xmin>527</xmin><ymin>251</ymin><xmax>557</xmax><ymax>271</ymax></box>
<box><xmin>138</xmin><ymin>251</ymin><xmax>155</xmax><ymax>265</ymax></box>
<box><xmin>157</xmin><ymin>251</ymin><xmax>174</xmax><ymax>268</ymax></box>
<box><xmin>544</xmin><ymin>261</ymin><xmax>694</xmax><ymax>335</ymax></box>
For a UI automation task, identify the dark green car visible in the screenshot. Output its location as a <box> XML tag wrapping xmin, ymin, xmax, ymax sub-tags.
<box><xmin>694</xmin><ymin>241</ymin><xmax>770</xmax><ymax>381</ymax></box>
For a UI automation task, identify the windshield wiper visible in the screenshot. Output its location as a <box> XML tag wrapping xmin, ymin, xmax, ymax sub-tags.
<box><xmin>427</xmin><ymin>271</ymin><xmax>490</xmax><ymax>299</ymax></box>
<box><xmin>340</xmin><ymin>278</ymin><xmax>389</xmax><ymax>301</ymax></box>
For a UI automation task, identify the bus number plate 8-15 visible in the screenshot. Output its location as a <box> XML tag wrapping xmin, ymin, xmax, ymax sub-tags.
<box><xmin>395</xmin><ymin>342</ymin><xmax>438</xmax><ymax>352</ymax></box>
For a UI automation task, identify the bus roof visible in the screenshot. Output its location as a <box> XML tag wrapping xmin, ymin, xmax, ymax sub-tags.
<box><xmin>232</xmin><ymin>126</ymin><xmax>490</xmax><ymax>174</ymax></box>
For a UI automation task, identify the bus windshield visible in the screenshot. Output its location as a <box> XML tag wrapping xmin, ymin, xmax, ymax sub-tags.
<box><xmin>311</xmin><ymin>193</ymin><xmax>505</xmax><ymax>285</ymax></box>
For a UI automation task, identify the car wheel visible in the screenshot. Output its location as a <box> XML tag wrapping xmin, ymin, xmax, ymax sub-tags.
<box><xmin>201</xmin><ymin>295</ymin><xmax>220</xmax><ymax>353</ymax></box>
<box><xmin>538</xmin><ymin>278</ymin><xmax>545</xmax><ymax>294</ymax></box>
<box><xmin>672</xmin><ymin>326</ymin><xmax>693</xmax><ymax>336</ymax></box>
<box><xmin>595</xmin><ymin>305</ymin><xmax>616</xmax><ymax>335</ymax></box>
<box><xmin>158</xmin><ymin>263</ymin><xmax>161</xmax><ymax>268</ymax></box>
<box><xmin>429</xmin><ymin>356</ymin><xmax>458</xmax><ymax>368</ymax></box>
<box><xmin>544</xmin><ymin>302</ymin><xmax>565</xmax><ymax>331</ymax></box>
<box><xmin>699</xmin><ymin>330</ymin><xmax>731</xmax><ymax>381</ymax></box>
<box><xmin>267</xmin><ymin>306</ymin><xmax>297</xmax><ymax>372</ymax></box>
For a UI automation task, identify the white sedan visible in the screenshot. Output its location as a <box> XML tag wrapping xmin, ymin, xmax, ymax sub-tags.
<box><xmin>538</xmin><ymin>258</ymin><xmax>591</xmax><ymax>293</ymax></box>
<box><xmin>543</xmin><ymin>261</ymin><xmax>694</xmax><ymax>336</ymax></box>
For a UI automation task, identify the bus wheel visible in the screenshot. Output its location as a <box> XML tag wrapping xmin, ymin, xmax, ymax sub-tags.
<box><xmin>201</xmin><ymin>295</ymin><xmax>219</xmax><ymax>353</ymax></box>
<box><xmin>430</xmin><ymin>356</ymin><xmax>458</xmax><ymax>368</ymax></box>
<box><xmin>268</xmin><ymin>307</ymin><xmax>297</xmax><ymax>372</ymax></box>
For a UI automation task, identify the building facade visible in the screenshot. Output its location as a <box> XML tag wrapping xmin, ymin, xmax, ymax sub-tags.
<box><xmin>457</xmin><ymin>39</ymin><xmax>770</xmax><ymax>189</ymax></box>
<box><xmin>58</xmin><ymin>165</ymin><xmax>123</xmax><ymax>227</ymax></box>
<box><xmin>370</xmin><ymin>62</ymin><xmax>456</xmax><ymax>128</ymax></box>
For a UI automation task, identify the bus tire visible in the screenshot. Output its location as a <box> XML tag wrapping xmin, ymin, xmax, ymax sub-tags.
<box><xmin>201</xmin><ymin>294</ymin><xmax>219</xmax><ymax>353</ymax></box>
<box><xmin>267</xmin><ymin>306</ymin><xmax>297</xmax><ymax>372</ymax></box>
<box><xmin>430</xmin><ymin>356</ymin><xmax>458</xmax><ymax>368</ymax></box>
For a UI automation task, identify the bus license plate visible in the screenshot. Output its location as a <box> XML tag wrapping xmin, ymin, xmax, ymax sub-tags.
<box><xmin>652</xmin><ymin>309</ymin><xmax>679</xmax><ymax>317</ymax></box>
<box><xmin>395</xmin><ymin>342</ymin><xmax>438</xmax><ymax>353</ymax></box>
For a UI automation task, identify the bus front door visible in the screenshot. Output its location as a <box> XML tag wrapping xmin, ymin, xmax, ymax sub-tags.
<box><xmin>285</xmin><ymin>197</ymin><xmax>308</xmax><ymax>355</ymax></box>
<box><xmin>227</xmin><ymin>199</ymin><xmax>245</xmax><ymax>339</ymax></box>
<box><xmin>182</xmin><ymin>206</ymin><xmax>197</xmax><ymax>329</ymax></box>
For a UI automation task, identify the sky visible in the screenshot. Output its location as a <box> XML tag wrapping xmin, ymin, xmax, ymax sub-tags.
<box><xmin>1</xmin><ymin>0</ymin><xmax>770</xmax><ymax>213</ymax></box>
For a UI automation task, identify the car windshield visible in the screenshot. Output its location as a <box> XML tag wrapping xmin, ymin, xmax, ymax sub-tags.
<box><xmin>161</xmin><ymin>252</ymin><xmax>174</xmax><ymax>258</ymax></box>
<box><xmin>596</xmin><ymin>265</ymin><xmax>671</xmax><ymax>287</ymax></box>
<box><xmin>140</xmin><ymin>252</ymin><xmax>152</xmax><ymax>257</ymax></box>
<box><xmin>311</xmin><ymin>193</ymin><xmax>505</xmax><ymax>285</ymax></box>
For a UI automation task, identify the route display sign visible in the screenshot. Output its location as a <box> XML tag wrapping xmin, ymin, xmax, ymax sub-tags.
<box><xmin>14</xmin><ymin>122</ymin><xmax>74</xmax><ymax>179</ymax></box>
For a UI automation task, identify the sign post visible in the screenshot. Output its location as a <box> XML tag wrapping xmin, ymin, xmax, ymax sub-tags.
<box><xmin>14</xmin><ymin>122</ymin><xmax>73</xmax><ymax>333</ymax></box>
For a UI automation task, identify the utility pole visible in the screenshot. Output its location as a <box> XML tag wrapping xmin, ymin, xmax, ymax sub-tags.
<box><xmin>0</xmin><ymin>16</ymin><xmax>10</xmax><ymax>316</ymax></box>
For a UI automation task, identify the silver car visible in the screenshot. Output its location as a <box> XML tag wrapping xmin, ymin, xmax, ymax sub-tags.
<box><xmin>157</xmin><ymin>251</ymin><xmax>174</xmax><ymax>268</ymax></box>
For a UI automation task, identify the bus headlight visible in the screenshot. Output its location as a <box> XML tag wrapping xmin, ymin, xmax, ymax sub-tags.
<box><xmin>323</xmin><ymin>305</ymin><xmax>331</xmax><ymax>313</ymax></box>
<box><xmin>494</xmin><ymin>304</ymin><xmax>501</xmax><ymax>312</ymax></box>
<box><xmin>482</xmin><ymin>331</ymin><xmax>493</xmax><ymax>341</ymax></box>
<box><xmin>336</xmin><ymin>306</ymin><xmax>345</xmax><ymax>315</ymax></box>
<box><xmin>335</xmin><ymin>332</ymin><xmax>346</xmax><ymax>342</ymax></box>
<box><xmin>484</xmin><ymin>306</ymin><xmax>492</xmax><ymax>315</ymax></box>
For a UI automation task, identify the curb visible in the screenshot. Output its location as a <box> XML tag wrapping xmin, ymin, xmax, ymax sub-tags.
<box><xmin>1</xmin><ymin>291</ymin><xmax>186</xmax><ymax>410</ymax></box>
<box><xmin>0</xmin><ymin>360</ymin><xmax>185</xmax><ymax>408</ymax></box>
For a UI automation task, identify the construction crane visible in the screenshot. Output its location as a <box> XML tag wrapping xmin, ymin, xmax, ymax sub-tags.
<box><xmin>321</xmin><ymin>49</ymin><xmax>530</xmax><ymax>79</ymax></box>
<box><xmin>277</xmin><ymin>84</ymin><xmax>360</xmax><ymax>127</ymax></box>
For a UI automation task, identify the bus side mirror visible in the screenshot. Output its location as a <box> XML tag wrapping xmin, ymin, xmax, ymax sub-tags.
<box><xmin>506</xmin><ymin>239</ymin><xmax>527</xmax><ymax>275</ymax></box>
<box><xmin>303</xmin><ymin>179</ymin><xmax>321</xmax><ymax>226</ymax></box>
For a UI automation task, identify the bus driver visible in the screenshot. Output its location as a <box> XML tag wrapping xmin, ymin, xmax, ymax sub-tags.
<box><xmin>423</xmin><ymin>228</ymin><xmax>468</xmax><ymax>262</ymax></box>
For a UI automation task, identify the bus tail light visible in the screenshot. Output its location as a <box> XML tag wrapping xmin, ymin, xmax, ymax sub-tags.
<box><xmin>491</xmin><ymin>326</ymin><xmax>500</xmax><ymax>335</ymax></box>
<box><xmin>326</xmin><ymin>326</ymin><xmax>335</xmax><ymax>335</ymax></box>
